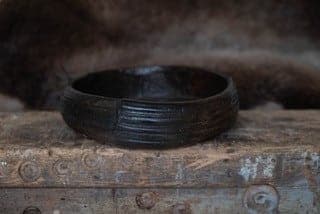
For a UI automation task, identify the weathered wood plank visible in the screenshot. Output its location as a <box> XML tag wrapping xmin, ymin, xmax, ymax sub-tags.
<box><xmin>0</xmin><ymin>111</ymin><xmax>319</xmax><ymax>188</ymax></box>
<box><xmin>0</xmin><ymin>187</ymin><xmax>317</xmax><ymax>214</ymax></box>
<box><xmin>0</xmin><ymin>110</ymin><xmax>319</xmax><ymax>213</ymax></box>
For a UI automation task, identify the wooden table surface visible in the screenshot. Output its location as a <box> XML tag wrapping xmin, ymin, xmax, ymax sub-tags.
<box><xmin>0</xmin><ymin>110</ymin><xmax>319</xmax><ymax>213</ymax></box>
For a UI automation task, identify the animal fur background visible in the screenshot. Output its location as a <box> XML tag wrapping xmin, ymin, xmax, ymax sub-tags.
<box><xmin>0</xmin><ymin>0</ymin><xmax>319</xmax><ymax>110</ymax></box>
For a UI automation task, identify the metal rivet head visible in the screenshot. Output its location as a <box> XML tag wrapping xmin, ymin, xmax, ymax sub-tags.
<box><xmin>244</xmin><ymin>185</ymin><xmax>279</xmax><ymax>214</ymax></box>
<box><xmin>23</xmin><ymin>206</ymin><xmax>41</xmax><ymax>214</ymax></box>
<box><xmin>136</xmin><ymin>192</ymin><xmax>158</xmax><ymax>209</ymax></box>
<box><xmin>19</xmin><ymin>161</ymin><xmax>41</xmax><ymax>182</ymax></box>
<box><xmin>53</xmin><ymin>160</ymin><xmax>72</xmax><ymax>175</ymax></box>
<box><xmin>172</xmin><ymin>202</ymin><xmax>191</xmax><ymax>214</ymax></box>
<box><xmin>83</xmin><ymin>153</ymin><xmax>101</xmax><ymax>169</ymax></box>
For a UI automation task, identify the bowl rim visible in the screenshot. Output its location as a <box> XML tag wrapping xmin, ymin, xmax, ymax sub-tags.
<box><xmin>67</xmin><ymin>65</ymin><xmax>235</xmax><ymax>105</ymax></box>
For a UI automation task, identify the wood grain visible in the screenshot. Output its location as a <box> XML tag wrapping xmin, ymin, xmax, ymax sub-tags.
<box><xmin>0</xmin><ymin>110</ymin><xmax>319</xmax><ymax>213</ymax></box>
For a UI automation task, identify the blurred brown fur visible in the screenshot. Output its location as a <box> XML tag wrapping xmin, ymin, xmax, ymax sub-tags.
<box><xmin>0</xmin><ymin>0</ymin><xmax>319</xmax><ymax>109</ymax></box>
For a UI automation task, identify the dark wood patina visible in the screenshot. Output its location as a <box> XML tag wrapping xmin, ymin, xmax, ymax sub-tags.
<box><xmin>61</xmin><ymin>66</ymin><xmax>239</xmax><ymax>148</ymax></box>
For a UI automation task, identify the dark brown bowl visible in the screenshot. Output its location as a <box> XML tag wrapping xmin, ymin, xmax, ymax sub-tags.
<box><xmin>61</xmin><ymin>66</ymin><xmax>239</xmax><ymax>148</ymax></box>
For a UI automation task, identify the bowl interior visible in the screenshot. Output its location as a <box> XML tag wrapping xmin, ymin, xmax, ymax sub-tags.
<box><xmin>72</xmin><ymin>66</ymin><xmax>228</xmax><ymax>102</ymax></box>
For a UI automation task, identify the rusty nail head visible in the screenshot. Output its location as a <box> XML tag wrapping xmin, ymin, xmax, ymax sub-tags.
<box><xmin>244</xmin><ymin>185</ymin><xmax>279</xmax><ymax>214</ymax></box>
<box><xmin>136</xmin><ymin>192</ymin><xmax>158</xmax><ymax>209</ymax></box>
<box><xmin>19</xmin><ymin>161</ymin><xmax>41</xmax><ymax>182</ymax></box>
<box><xmin>83</xmin><ymin>153</ymin><xmax>101</xmax><ymax>169</ymax></box>
<box><xmin>53</xmin><ymin>160</ymin><xmax>72</xmax><ymax>175</ymax></box>
<box><xmin>23</xmin><ymin>206</ymin><xmax>41</xmax><ymax>214</ymax></box>
<box><xmin>172</xmin><ymin>202</ymin><xmax>191</xmax><ymax>214</ymax></box>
